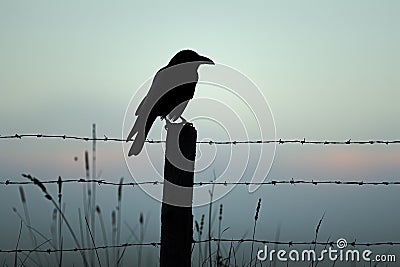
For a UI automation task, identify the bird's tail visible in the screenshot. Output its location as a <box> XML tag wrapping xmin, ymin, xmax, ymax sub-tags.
<box><xmin>128</xmin><ymin>130</ymin><xmax>146</xmax><ymax>156</ymax></box>
<box><xmin>127</xmin><ymin>117</ymin><xmax>141</xmax><ymax>143</ymax></box>
<box><xmin>127</xmin><ymin>112</ymin><xmax>156</xmax><ymax>156</ymax></box>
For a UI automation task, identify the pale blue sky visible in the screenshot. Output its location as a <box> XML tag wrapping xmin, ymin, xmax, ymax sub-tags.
<box><xmin>1</xmin><ymin>0</ymin><xmax>399</xmax><ymax>137</ymax></box>
<box><xmin>1</xmin><ymin>1</ymin><xmax>400</xmax><ymax>266</ymax></box>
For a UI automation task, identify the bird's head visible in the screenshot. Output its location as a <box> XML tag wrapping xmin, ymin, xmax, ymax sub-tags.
<box><xmin>168</xmin><ymin>50</ymin><xmax>214</xmax><ymax>68</ymax></box>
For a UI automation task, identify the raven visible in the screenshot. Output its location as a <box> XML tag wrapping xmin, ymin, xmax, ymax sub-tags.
<box><xmin>127</xmin><ymin>50</ymin><xmax>214</xmax><ymax>156</ymax></box>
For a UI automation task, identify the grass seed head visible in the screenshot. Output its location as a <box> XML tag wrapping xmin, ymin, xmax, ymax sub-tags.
<box><xmin>255</xmin><ymin>198</ymin><xmax>261</xmax><ymax>221</ymax></box>
<box><xmin>139</xmin><ymin>212</ymin><xmax>144</xmax><ymax>225</ymax></box>
<box><xmin>18</xmin><ymin>187</ymin><xmax>26</xmax><ymax>203</ymax></box>
<box><xmin>118</xmin><ymin>177</ymin><xmax>123</xmax><ymax>202</ymax></box>
<box><xmin>111</xmin><ymin>210</ymin><xmax>116</xmax><ymax>226</ymax></box>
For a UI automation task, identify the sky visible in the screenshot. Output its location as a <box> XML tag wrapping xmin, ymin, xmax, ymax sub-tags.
<box><xmin>1</xmin><ymin>0</ymin><xmax>400</xmax><ymax>266</ymax></box>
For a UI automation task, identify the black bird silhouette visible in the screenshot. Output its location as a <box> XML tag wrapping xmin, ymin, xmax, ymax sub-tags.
<box><xmin>127</xmin><ymin>50</ymin><xmax>214</xmax><ymax>156</ymax></box>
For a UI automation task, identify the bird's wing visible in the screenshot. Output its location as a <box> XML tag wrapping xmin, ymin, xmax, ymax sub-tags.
<box><xmin>127</xmin><ymin>67</ymin><xmax>170</xmax><ymax>141</ymax></box>
<box><xmin>136</xmin><ymin>65</ymin><xmax>197</xmax><ymax>116</ymax></box>
<box><xmin>135</xmin><ymin>66</ymin><xmax>171</xmax><ymax>117</ymax></box>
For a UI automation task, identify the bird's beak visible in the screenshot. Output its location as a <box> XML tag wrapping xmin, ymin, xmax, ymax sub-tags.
<box><xmin>197</xmin><ymin>55</ymin><xmax>215</xmax><ymax>65</ymax></box>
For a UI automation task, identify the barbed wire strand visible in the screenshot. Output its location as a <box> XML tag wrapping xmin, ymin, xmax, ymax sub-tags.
<box><xmin>1</xmin><ymin>134</ymin><xmax>400</xmax><ymax>145</ymax></box>
<box><xmin>2</xmin><ymin>178</ymin><xmax>400</xmax><ymax>187</ymax></box>
<box><xmin>1</xmin><ymin>239</ymin><xmax>400</xmax><ymax>254</ymax></box>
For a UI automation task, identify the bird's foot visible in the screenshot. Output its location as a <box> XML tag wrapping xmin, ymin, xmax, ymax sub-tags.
<box><xmin>164</xmin><ymin>118</ymin><xmax>173</xmax><ymax>130</ymax></box>
<box><xmin>164</xmin><ymin>117</ymin><xmax>189</xmax><ymax>130</ymax></box>
<box><xmin>179</xmin><ymin>116</ymin><xmax>187</xmax><ymax>124</ymax></box>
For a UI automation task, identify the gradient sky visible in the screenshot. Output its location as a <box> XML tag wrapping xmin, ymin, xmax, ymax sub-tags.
<box><xmin>1</xmin><ymin>1</ymin><xmax>400</xmax><ymax>266</ymax></box>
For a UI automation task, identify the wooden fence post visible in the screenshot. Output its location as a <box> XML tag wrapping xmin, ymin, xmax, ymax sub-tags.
<box><xmin>160</xmin><ymin>122</ymin><xmax>197</xmax><ymax>267</ymax></box>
